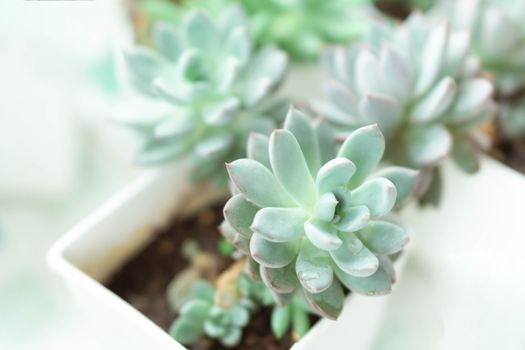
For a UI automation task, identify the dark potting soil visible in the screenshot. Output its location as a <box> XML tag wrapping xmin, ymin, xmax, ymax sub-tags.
<box><xmin>105</xmin><ymin>203</ymin><xmax>297</xmax><ymax>350</ymax></box>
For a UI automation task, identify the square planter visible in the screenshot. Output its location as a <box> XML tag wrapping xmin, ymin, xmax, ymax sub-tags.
<box><xmin>48</xmin><ymin>156</ymin><xmax>524</xmax><ymax>349</ymax></box>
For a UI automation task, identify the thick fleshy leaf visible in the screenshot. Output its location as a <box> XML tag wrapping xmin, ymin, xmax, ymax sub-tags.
<box><xmin>359</xmin><ymin>94</ymin><xmax>402</xmax><ymax>137</ymax></box>
<box><xmin>195</xmin><ymin>134</ymin><xmax>233</xmax><ymax>159</ymax></box>
<box><xmin>270</xmin><ymin>130</ymin><xmax>317</xmax><ymax>209</ymax></box>
<box><xmin>191</xmin><ymin>280</ymin><xmax>215</xmax><ymax>301</ymax></box>
<box><xmin>451</xmin><ymin>136</ymin><xmax>479</xmax><ymax>174</ymax></box>
<box><xmin>330</xmin><ymin>232</ymin><xmax>378</xmax><ymax>277</ymax></box>
<box><xmin>152</xmin><ymin>78</ymin><xmax>187</xmax><ymax>104</ymax></box>
<box><xmin>374</xmin><ymin>167</ymin><xmax>418</xmax><ymax>206</ymax></box>
<box><xmin>153</xmin><ymin>23</ymin><xmax>181</xmax><ymax>61</ymax></box>
<box><xmin>411</xmin><ymin>77</ymin><xmax>456</xmax><ymax>123</ymax></box>
<box><xmin>251</xmin><ymin>207</ymin><xmax>308</xmax><ymax>242</ymax></box>
<box><xmin>203</xmin><ymin>319</ymin><xmax>227</xmax><ymax>338</ymax></box>
<box><xmin>226</xmin><ymin>159</ymin><xmax>294</xmax><ymax>207</ymax></box>
<box><xmin>406</xmin><ymin>124</ymin><xmax>452</xmax><ymax>166</ymax></box>
<box><xmin>284</xmin><ymin>107</ymin><xmax>321</xmax><ymax>176</ymax></box>
<box><xmin>244</xmin><ymin>257</ymin><xmax>261</xmax><ymax>281</ymax></box>
<box><xmin>183</xmin><ymin>11</ymin><xmax>218</xmax><ymax>51</ymax></box>
<box><xmin>316</xmin><ymin>158</ymin><xmax>356</xmax><ymax>194</ymax></box>
<box><xmin>310</xmin><ymin>98</ymin><xmax>356</xmax><ymax>126</ymax></box>
<box><xmin>296</xmin><ymin>241</ymin><xmax>334</xmax><ymax>294</ymax></box>
<box><xmin>230</xmin><ymin>305</ymin><xmax>250</xmax><ymax>327</ymax></box>
<box><xmin>357</xmin><ymin>220</ymin><xmax>408</xmax><ymax>255</ymax></box>
<box><xmin>379</xmin><ymin>44</ymin><xmax>411</xmax><ymax>102</ymax></box>
<box><xmin>443</xmin><ymin>30</ymin><xmax>471</xmax><ymax>77</ymax></box>
<box><xmin>334</xmin><ymin>264</ymin><xmax>392</xmax><ymax>296</ymax></box>
<box><xmin>480</xmin><ymin>6</ymin><xmax>519</xmax><ymax>57</ymax></box>
<box><xmin>313</xmin><ymin>119</ymin><xmax>338</xmax><ymax>165</ymax></box>
<box><xmin>271</xmin><ymin>304</ymin><xmax>291</xmax><ymax>339</ymax></box>
<box><xmin>303</xmin><ymin>279</ymin><xmax>344</xmax><ymax>320</ymax></box>
<box><xmin>179</xmin><ymin>299</ymin><xmax>211</xmax><ymax>323</ymax></box>
<box><xmin>261</xmin><ymin>264</ymin><xmax>298</xmax><ymax>294</ymax></box>
<box><xmin>270</xmin><ymin>290</ymin><xmax>294</xmax><ymax>307</ymax></box>
<box><xmin>241</xmin><ymin>78</ymin><xmax>272</xmax><ymax>107</ymax></box>
<box><xmin>415</xmin><ymin>22</ymin><xmax>449</xmax><ymax>96</ymax></box>
<box><xmin>226</xmin><ymin>27</ymin><xmax>251</xmax><ymax>65</ymax></box>
<box><xmin>223</xmin><ymin>194</ymin><xmax>259</xmax><ymax>238</ymax></box>
<box><xmin>334</xmin><ymin>205</ymin><xmax>370</xmax><ymax>232</ymax></box>
<box><xmin>250</xmin><ymin>233</ymin><xmax>298</xmax><ymax>268</ymax></box>
<box><xmin>203</xmin><ymin>97</ymin><xmax>240</xmax><ymax>126</ymax></box>
<box><xmin>124</xmin><ymin>47</ymin><xmax>166</xmax><ymax>90</ymax></box>
<box><xmin>350</xmin><ymin>177</ymin><xmax>396</xmax><ymax>217</ymax></box>
<box><xmin>291</xmin><ymin>302</ymin><xmax>311</xmax><ymax>337</ymax></box>
<box><xmin>154</xmin><ymin>115</ymin><xmax>197</xmax><ymax>139</ymax></box>
<box><xmin>218</xmin><ymin>57</ymin><xmax>241</xmax><ymax>92</ymax></box>
<box><xmin>247</xmin><ymin>133</ymin><xmax>270</xmax><ymax>168</ymax></box>
<box><xmin>338</xmin><ymin>125</ymin><xmax>385</xmax><ymax>188</ymax></box>
<box><xmin>322</xmin><ymin>80</ymin><xmax>360</xmax><ymax>117</ymax></box>
<box><xmin>137</xmin><ymin>141</ymin><xmax>188</xmax><ymax>165</ymax></box>
<box><xmin>447</xmin><ymin>79</ymin><xmax>493</xmax><ymax>121</ymax></box>
<box><xmin>231</xmin><ymin>233</ymin><xmax>250</xmax><ymax>255</ymax></box>
<box><xmin>355</xmin><ymin>49</ymin><xmax>382</xmax><ymax>95</ymax></box>
<box><xmin>249</xmin><ymin>47</ymin><xmax>288</xmax><ymax>84</ymax></box>
<box><xmin>314</xmin><ymin>192</ymin><xmax>338</xmax><ymax>222</ymax></box>
<box><xmin>378</xmin><ymin>256</ymin><xmax>396</xmax><ymax>283</ymax></box>
<box><xmin>304</xmin><ymin>219</ymin><xmax>342</xmax><ymax>251</ymax></box>
<box><xmin>176</xmin><ymin>49</ymin><xmax>207</xmax><ymax>82</ymax></box>
<box><xmin>169</xmin><ymin>319</ymin><xmax>204</xmax><ymax>345</ymax></box>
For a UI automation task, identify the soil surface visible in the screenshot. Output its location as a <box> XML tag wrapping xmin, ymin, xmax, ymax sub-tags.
<box><xmin>106</xmin><ymin>203</ymin><xmax>296</xmax><ymax>350</ymax></box>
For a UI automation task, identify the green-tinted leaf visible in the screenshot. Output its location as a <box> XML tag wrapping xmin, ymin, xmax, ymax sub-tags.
<box><xmin>330</xmin><ymin>232</ymin><xmax>378</xmax><ymax>277</ymax></box>
<box><xmin>204</xmin><ymin>320</ymin><xmax>227</xmax><ymax>338</ymax></box>
<box><xmin>451</xmin><ymin>136</ymin><xmax>479</xmax><ymax>174</ymax></box>
<box><xmin>203</xmin><ymin>97</ymin><xmax>240</xmax><ymax>126</ymax></box>
<box><xmin>334</xmin><ymin>264</ymin><xmax>392</xmax><ymax>296</ymax></box>
<box><xmin>153</xmin><ymin>23</ymin><xmax>181</xmax><ymax>61</ymax></box>
<box><xmin>334</xmin><ymin>205</ymin><xmax>370</xmax><ymax>232</ymax></box>
<box><xmin>284</xmin><ymin>107</ymin><xmax>321</xmax><ymax>175</ymax></box>
<box><xmin>271</xmin><ymin>304</ymin><xmax>291</xmax><ymax>339</ymax></box>
<box><xmin>304</xmin><ymin>219</ymin><xmax>342</xmax><ymax>251</ymax></box>
<box><xmin>447</xmin><ymin>79</ymin><xmax>493</xmax><ymax>121</ymax></box>
<box><xmin>406</xmin><ymin>124</ymin><xmax>452</xmax><ymax>166</ymax></box>
<box><xmin>169</xmin><ymin>319</ymin><xmax>204</xmax><ymax>345</ymax></box>
<box><xmin>247</xmin><ymin>133</ymin><xmax>270</xmax><ymax>168</ymax></box>
<box><xmin>357</xmin><ymin>221</ymin><xmax>408</xmax><ymax>255</ymax></box>
<box><xmin>223</xmin><ymin>194</ymin><xmax>259</xmax><ymax>238</ymax></box>
<box><xmin>183</xmin><ymin>11</ymin><xmax>218</xmax><ymax>51</ymax></box>
<box><xmin>379</xmin><ymin>44</ymin><xmax>410</xmax><ymax>102</ymax></box>
<box><xmin>230</xmin><ymin>305</ymin><xmax>250</xmax><ymax>327</ymax></box>
<box><xmin>250</xmin><ymin>233</ymin><xmax>298</xmax><ymax>268</ymax></box>
<box><xmin>296</xmin><ymin>241</ymin><xmax>334</xmax><ymax>293</ymax></box>
<box><xmin>124</xmin><ymin>47</ymin><xmax>166</xmax><ymax>89</ymax></box>
<box><xmin>270</xmin><ymin>130</ymin><xmax>317</xmax><ymax>209</ymax></box>
<box><xmin>338</xmin><ymin>125</ymin><xmax>385</xmax><ymax>188</ymax></box>
<box><xmin>411</xmin><ymin>77</ymin><xmax>456</xmax><ymax>123</ymax></box>
<box><xmin>227</xmin><ymin>159</ymin><xmax>294</xmax><ymax>207</ymax></box>
<box><xmin>195</xmin><ymin>133</ymin><xmax>233</xmax><ymax>160</ymax></box>
<box><xmin>179</xmin><ymin>299</ymin><xmax>211</xmax><ymax>324</ymax></box>
<box><xmin>226</xmin><ymin>27</ymin><xmax>251</xmax><ymax>65</ymax></box>
<box><xmin>316</xmin><ymin>158</ymin><xmax>356</xmax><ymax>194</ymax></box>
<box><xmin>359</xmin><ymin>94</ymin><xmax>402</xmax><ymax>137</ymax></box>
<box><xmin>313</xmin><ymin>119</ymin><xmax>337</xmax><ymax>164</ymax></box>
<box><xmin>350</xmin><ymin>177</ymin><xmax>397</xmax><ymax>217</ymax></box>
<box><xmin>251</xmin><ymin>207</ymin><xmax>308</xmax><ymax>242</ymax></box>
<box><xmin>415</xmin><ymin>22</ymin><xmax>449</xmax><ymax>96</ymax></box>
<box><xmin>291</xmin><ymin>302</ymin><xmax>311</xmax><ymax>338</ymax></box>
<box><xmin>303</xmin><ymin>279</ymin><xmax>344</xmax><ymax>320</ymax></box>
<box><xmin>314</xmin><ymin>192</ymin><xmax>338</xmax><ymax>222</ymax></box>
<box><xmin>374</xmin><ymin>167</ymin><xmax>419</xmax><ymax>206</ymax></box>
<box><xmin>261</xmin><ymin>263</ymin><xmax>298</xmax><ymax>294</ymax></box>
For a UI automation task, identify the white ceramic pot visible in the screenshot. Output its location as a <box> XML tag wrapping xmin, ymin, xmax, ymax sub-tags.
<box><xmin>47</xmin><ymin>157</ymin><xmax>410</xmax><ymax>350</ymax></box>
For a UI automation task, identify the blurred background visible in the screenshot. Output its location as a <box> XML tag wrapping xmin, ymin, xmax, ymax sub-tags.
<box><xmin>0</xmin><ymin>0</ymin><xmax>141</xmax><ymax>348</ymax></box>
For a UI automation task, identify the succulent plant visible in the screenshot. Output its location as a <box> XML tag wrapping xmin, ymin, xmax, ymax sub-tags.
<box><xmin>314</xmin><ymin>12</ymin><xmax>496</xmax><ymax>196</ymax></box>
<box><xmin>119</xmin><ymin>5</ymin><xmax>288</xmax><ymax>185</ymax></box>
<box><xmin>270</xmin><ymin>294</ymin><xmax>312</xmax><ymax>340</ymax></box>
<box><xmin>221</xmin><ymin>107</ymin><xmax>418</xmax><ymax>319</ymax></box>
<box><xmin>238</xmin><ymin>0</ymin><xmax>373</xmax><ymax>61</ymax></box>
<box><xmin>497</xmin><ymin>100</ymin><xmax>525</xmax><ymax>139</ymax></box>
<box><xmin>169</xmin><ymin>280</ymin><xmax>252</xmax><ymax>347</ymax></box>
<box><xmin>436</xmin><ymin>0</ymin><xmax>525</xmax><ymax>96</ymax></box>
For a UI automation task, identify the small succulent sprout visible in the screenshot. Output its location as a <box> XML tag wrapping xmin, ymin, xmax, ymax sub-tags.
<box><xmin>315</xmin><ymin>12</ymin><xmax>496</xmax><ymax>191</ymax></box>
<box><xmin>437</xmin><ymin>0</ymin><xmax>525</xmax><ymax>96</ymax></box>
<box><xmin>222</xmin><ymin>107</ymin><xmax>417</xmax><ymax>319</ymax></box>
<box><xmin>238</xmin><ymin>0</ymin><xmax>373</xmax><ymax>61</ymax></box>
<box><xmin>119</xmin><ymin>5</ymin><xmax>288</xmax><ymax>184</ymax></box>
<box><xmin>169</xmin><ymin>280</ymin><xmax>252</xmax><ymax>347</ymax></box>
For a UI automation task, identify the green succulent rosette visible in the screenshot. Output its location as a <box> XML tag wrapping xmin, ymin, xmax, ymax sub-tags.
<box><xmin>221</xmin><ymin>107</ymin><xmax>418</xmax><ymax>319</ymax></box>
<box><xmin>119</xmin><ymin>5</ymin><xmax>288</xmax><ymax>185</ymax></box>
<box><xmin>169</xmin><ymin>280</ymin><xmax>252</xmax><ymax>347</ymax></box>
<box><xmin>238</xmin><ymin>0</ymin><xmax>373</xmax><ymax>61</ymax></box>
<box><xmin>314</xmin><ymin>13</ymin><xmax>496</xmax><ymax>201</ymax></box>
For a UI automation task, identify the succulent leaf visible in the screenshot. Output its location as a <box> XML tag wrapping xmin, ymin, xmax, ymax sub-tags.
<box><xmin>251</xmin><ymin>207</ymin><xmax>308</xmax><ymax>242</ymax></box>
<box><xmin>356</xmin><ymin>221</ymin><xmax>408</xmax><ymax>255</ymax></box>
